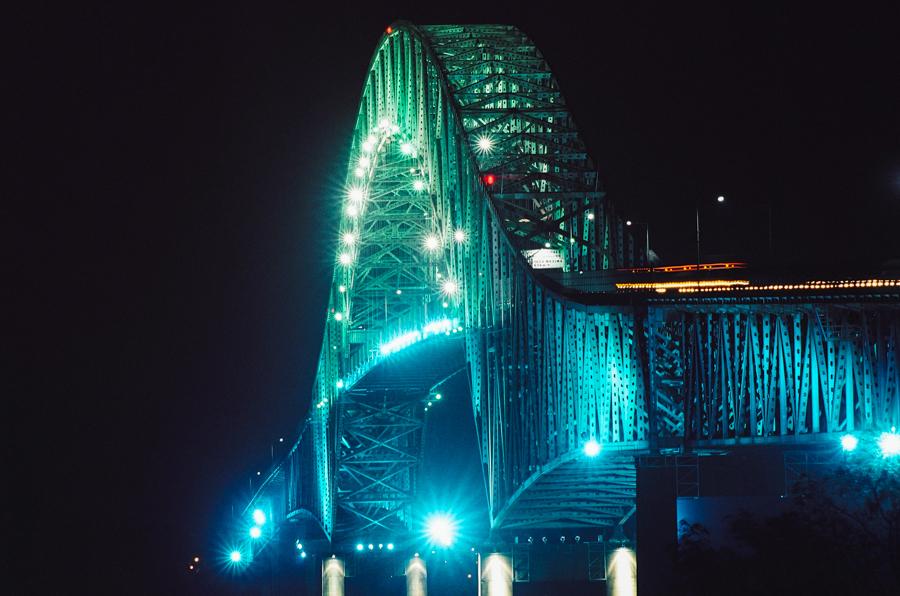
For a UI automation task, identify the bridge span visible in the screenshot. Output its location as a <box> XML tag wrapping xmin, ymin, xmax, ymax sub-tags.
<box><xmin>225</xmin><ymin>22</ymin><xmax>900</xmax><ymax>594</ymax></box>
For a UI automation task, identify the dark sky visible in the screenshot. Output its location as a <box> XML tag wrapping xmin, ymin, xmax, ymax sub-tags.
<box><xmin>14</xmin><ymin>2</ymin><xmax>899</xmax><ymax>593</ymax></box>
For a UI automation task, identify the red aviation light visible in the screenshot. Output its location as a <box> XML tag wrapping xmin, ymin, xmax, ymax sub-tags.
<box><xmin>484</xmin><ymin>174</ymin><xmax>496</xmax><ymax>186</ymax></box>
<box><xmin>386</xmin><ymin>26</ymin><xmax>393</xmax><ymax>34</ymax></box>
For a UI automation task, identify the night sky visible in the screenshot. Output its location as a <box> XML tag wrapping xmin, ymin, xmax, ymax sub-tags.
<box><xmin>14</xmin><ymin>2</ymin><xmax>899</xmax><ymax>593</ymax></box>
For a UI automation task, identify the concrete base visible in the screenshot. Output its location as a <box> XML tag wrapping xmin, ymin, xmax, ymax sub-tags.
<box><xmin>406</xmin><ymin>556</ymin><xmax>427</xmax><ymax>596</ymax></box>
<box><xmin>322</xmin><ymin>557</ymin><xmax>345</xmax><ymax>596</ymax></box>
<box><xmin>607</xmin><ymin>547</ymin><xmax>637</xmax><ymax>596</ymax></box>
<box><xmin>480</xmin><ymin>553</ymin><xmax>512</xmax><ymax>596</ymax></box>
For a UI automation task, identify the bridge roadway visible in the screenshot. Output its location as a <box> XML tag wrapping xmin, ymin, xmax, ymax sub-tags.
<box><xmin>229</xmin><ymin>21</ymin><xmax>900</xmax><ymax>593</ymax></box>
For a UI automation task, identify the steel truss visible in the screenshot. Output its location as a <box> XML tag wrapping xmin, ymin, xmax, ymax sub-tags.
<box><xmin>239</xmin><ymin>23</ymin><xmax>900</xmax><ymax>552</ymax></box>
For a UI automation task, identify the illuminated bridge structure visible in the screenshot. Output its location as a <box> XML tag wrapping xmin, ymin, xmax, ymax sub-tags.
<box><xmin>235</xmin><ymin>22</ymin><xmax>900</xmax><ymax>591</ymax></box>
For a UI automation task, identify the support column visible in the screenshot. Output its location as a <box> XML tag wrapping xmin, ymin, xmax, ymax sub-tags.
<box><xmin>406</xmin><ymin>555</ymin><xmax>427</xmax><ymax>596</ymax></box>
<box><xmin>322</xmin><ymin>557</ymin><xmax>345</xmax><ymax>596</ymax></box>
<box><xmin>607</xmin><ymin>547</ymin><xmax>637</xmax><ymax>596</ymax></box>
<box><xmin>479</xmin><ymin>553</ymin><xmax>512</xmax><ymax>596</ymax></box>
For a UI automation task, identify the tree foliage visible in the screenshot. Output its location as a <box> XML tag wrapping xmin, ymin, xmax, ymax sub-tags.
<box><xmin>672</xmin><ymin>458</ymin><xmax>899</xmax><ymax>595</ymax></box>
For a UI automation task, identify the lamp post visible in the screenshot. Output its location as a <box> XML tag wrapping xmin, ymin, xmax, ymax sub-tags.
<box><xmin>696</xmin><ymin>195</ymin><xmax>726</xmax><ymax>274</ymax></box>
<box><xmin>625</xmin><ymin>220</ymin><xmax>651</xmax><ymax>272</ymax></box>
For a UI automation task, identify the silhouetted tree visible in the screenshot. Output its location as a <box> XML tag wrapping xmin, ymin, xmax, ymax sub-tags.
<box><xmin>671</xmin><ymin>456</ymin><xmax>899</xmax><ymax>595</ymax></box>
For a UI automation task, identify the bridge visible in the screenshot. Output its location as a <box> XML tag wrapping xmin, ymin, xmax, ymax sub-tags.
<box><xmin>224</xmin><ymin>22</ymin><xmax>900</xmax><ymax>594</ymax></box>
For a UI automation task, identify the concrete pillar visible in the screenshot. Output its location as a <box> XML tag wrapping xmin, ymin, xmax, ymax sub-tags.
<box><xmin>607</xmin><ymin>547</ymin><xmax>637</xmax><ymax>596</ymax></box>
<box><xmin>322</xmin><ymin>557</ymin><xmax>345</xmax><ymax>596</ymax></box>
<box><xmin>480</xmin><ymin>553</ymin><xmax>512</xmax><ymax>596</ymax></box>
<box><xmin>406</xmin><ymin>555</ymin><xmax>427</xmax><ymax>596</ymax></box>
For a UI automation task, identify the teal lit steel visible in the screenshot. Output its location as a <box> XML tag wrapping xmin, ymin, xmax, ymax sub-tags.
<box><xmin>239</xmin><ymin>23</ymin><xmax>900</xmax><ymax>552</ymax></box>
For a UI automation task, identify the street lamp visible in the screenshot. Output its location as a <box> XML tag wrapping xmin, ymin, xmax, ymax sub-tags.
<box><xmin>625</xmin><ymin>220</ymin><xmax>652</xmax><ymax>271</ymax></box>
<box><xmin>696</xmin><ymin>196</ymin><xmax>726</xmax><ymax>275</ymax></box>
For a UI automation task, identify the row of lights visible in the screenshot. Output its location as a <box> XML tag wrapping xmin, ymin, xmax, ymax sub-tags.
<box><xmin>378</xmin><ymin>318</ymin><xmax>463</xmax><ymax>356</ymax></box>
<box><xmin>337</xmin><ymin>122</ymin><xmax>465</xmax><ymax>308</ymax></box>
<box><xmin>328</xmin><ymin>321</ymin><xmax>461</xmax><ymax>405</ymax></box>
<box><xmin>673</xmin><ymin>279</ymin><xmax>900</xmax><ymax>295</ymax></box>
<box><xmin>617</xmin><ymin>279</ymin><xmax>751</xmax><ymax>291</ymax></box>
<box><xmin>356</xmin><ymin>542</ymin><xmax>395</xmax><ymax>551</ymax></box>
<box><xmin>339</xmin><ymin>229</ymin><xmax>466</xmax><ymax>267</ymax></box>
<box><xmin>424</xmin><ymin>392</ymin><xmax>442</xmax><ymax>413</ymax></box>
<box><xmin>840</xmin><ymin>428</ymin><xmax>900</xmax><ymax>457</ymax></box>
<box><xmin>228</xmin><ymin>509</ymin><xmax>460</xmax><ymax>570</ymax></box>
<box><xmin>518</xmin><ymin>535</ymin><xmax>593</xmax><ymax>544</ymax></box>
<box><xmin>227</xmin><ymin>508</ymin><xmax>269</xmax><ymax>565</ymax></box>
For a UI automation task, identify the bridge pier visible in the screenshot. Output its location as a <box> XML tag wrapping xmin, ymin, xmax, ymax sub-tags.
<box><xmin>607</xmin><ymin>546</ymin><xmax>637</xmax><ymax>596</ymax></box>
<box><xmin>321</xmin><ymin>557</ymin><xmax>345</xmax><ymax>596</ymax></box>
<box><xmin>479</xmin><ymin>552</ymin><xmax>512</xmax><ymax>596</ymax></box>
<box><xmin>406</xmin><ymin>555</ymin><xmax>427</xmax><ymax>596</ymax></box>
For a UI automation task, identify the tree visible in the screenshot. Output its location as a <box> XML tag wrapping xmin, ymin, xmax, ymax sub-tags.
<box><xmin>671</xmin><ymin>454</ymin><xmax>899</xmax><ymax>595</ymax></box>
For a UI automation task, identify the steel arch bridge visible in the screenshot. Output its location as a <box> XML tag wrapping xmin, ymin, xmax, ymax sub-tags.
<box><xmin>237</xmin><ymin>21</ymin><xmax>900</xmax><ymax>563</ymax></box>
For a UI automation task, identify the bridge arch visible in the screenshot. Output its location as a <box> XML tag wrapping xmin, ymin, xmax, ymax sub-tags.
<box><xmin>282</xmin><ymin>22</ymin><xmax>647</xmax><ymax>540</ymax></box>
<box><xmin>242</xmin><ymin>22</ymin><xmax>900</xmax><ymax>557</ymax></box>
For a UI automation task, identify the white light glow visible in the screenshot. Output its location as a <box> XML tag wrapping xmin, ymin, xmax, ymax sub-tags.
<box><xmin>608</xmin><ymin>547</ymin><xmax>637</xmax><ymax>596</ymax></box>
<box><xmin>424</xmin><ymin>235</ymin><xmax>440</xmax><ymax>251</ymax></box>
<box><xmin>338</xmin><ymin>285</ymin><xmax>346</xmax><ymax>293</ymax></box>
<box><xmin>454</xmin><ymin>229</ymin><xmax>466</xmax><ymax>242</ymax></box>
<box><xmin>425</xmin><ymin>513</ymin><xmax>458</xmax><ymax>547</ymax></box>
<box><xmin>377</xmin><ymin>318</ymin><xmax>461</xmax><ymax>357</ymax></box>
<box><xmin>400</xmin><ymin>142</ymin><xmax>414</xmax><ymax>155</ymax></box>
<box><xmin>879</xmin><ymin>431</ymin><xmax>900</xmax><ymax>457</ymax></box>
<box><xmin>342</xmin><ymin>232</ymin><xmax>356</xmax><ymax>246</ymax></box>
<box><xmin>362</xmin><ymin>139</ymin><xmax>375</xmax><ymax>153</ymax></box>
<box><xmin>475</xmin><ymin>134</ymin><xmax>495</xmax><ymax>155</ymax></box>
<box><xmin>482</xmin><ymin>553</ymin><xmax>512</xmax><ymax>596</ymax></box>
<box><xmin>354</xmin><ymin>167</ymin><xmax>365</xmax><ymax>178</ymax></box>
<box><xmin>358</xmin><ymin>157</ymin><xmax>371</xmax><ymax>168</ymax></box>
<box><xmin>346</xmin><ymin>204</ymin><xmax>359</xmax><ymax>217</ymax></box>
<box><xmin>334</xmin><ymin>312</ymin><xmax>343</xmax><ymax>321</ymax></box>
<box><xmin>336</xmin><ymin>379</ymin><xmax>344</xmax><ymax>389</ymax></box>
<box><xmin>229</xmin><ymin>550</ymin><xmax>242</xmax><ymax>563</ymax></box>
<box><xmin>441</xmin><ymin>279</ymin><xmax>459</xmax><ymax>296</ymax></box>
<box><xmin>583</xmin><ymin>439</ymin><xmax>601</xmax><ymax>457</ymax></box>
<box><xmin>252</xmin><ymin>509</ymin><xmax>266</xmax><ymax>525</ymax></box>
<box><xmin>423</xmin><ymin>318</ymin><xmax>453</xmax><ymax>336</ymax></box>
<box><xmin>249</xmin><ymin>526</ymin><xmax>262</xmax><ymax>539</ymax></box>
<box><xmin>339</xmin><ymin>252</ymin><xmax>353</xmax><ymax>266</ymax></box>
<box><xmin>413</xmin><ymin>180</ymin><xmax>425</xmax><ymax>191</ymax></box>
<box><xmin>380</xmin><ymin>330</ymin><xmax>422</xmax><ymax>355</ymax></box>
<box><xmin>587</xmin><ymin>212</ymin><xmax>595</xmax><ymax>220</ymax></box>
<box><xmin>840</xmin><ymin>434</ymin><xmax>858</xmax><ymax>452</ymax></box>
<box><xmin>348</xmin><ymin>187</ymin><xmax>365</xmax><ymax>203</ymax></box>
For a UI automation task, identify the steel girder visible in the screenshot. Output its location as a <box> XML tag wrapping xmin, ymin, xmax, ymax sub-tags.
<box><xmin>645</xmin><ymin>304</ymin><xmax>900</xmax><ymax>442</ymax></box>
